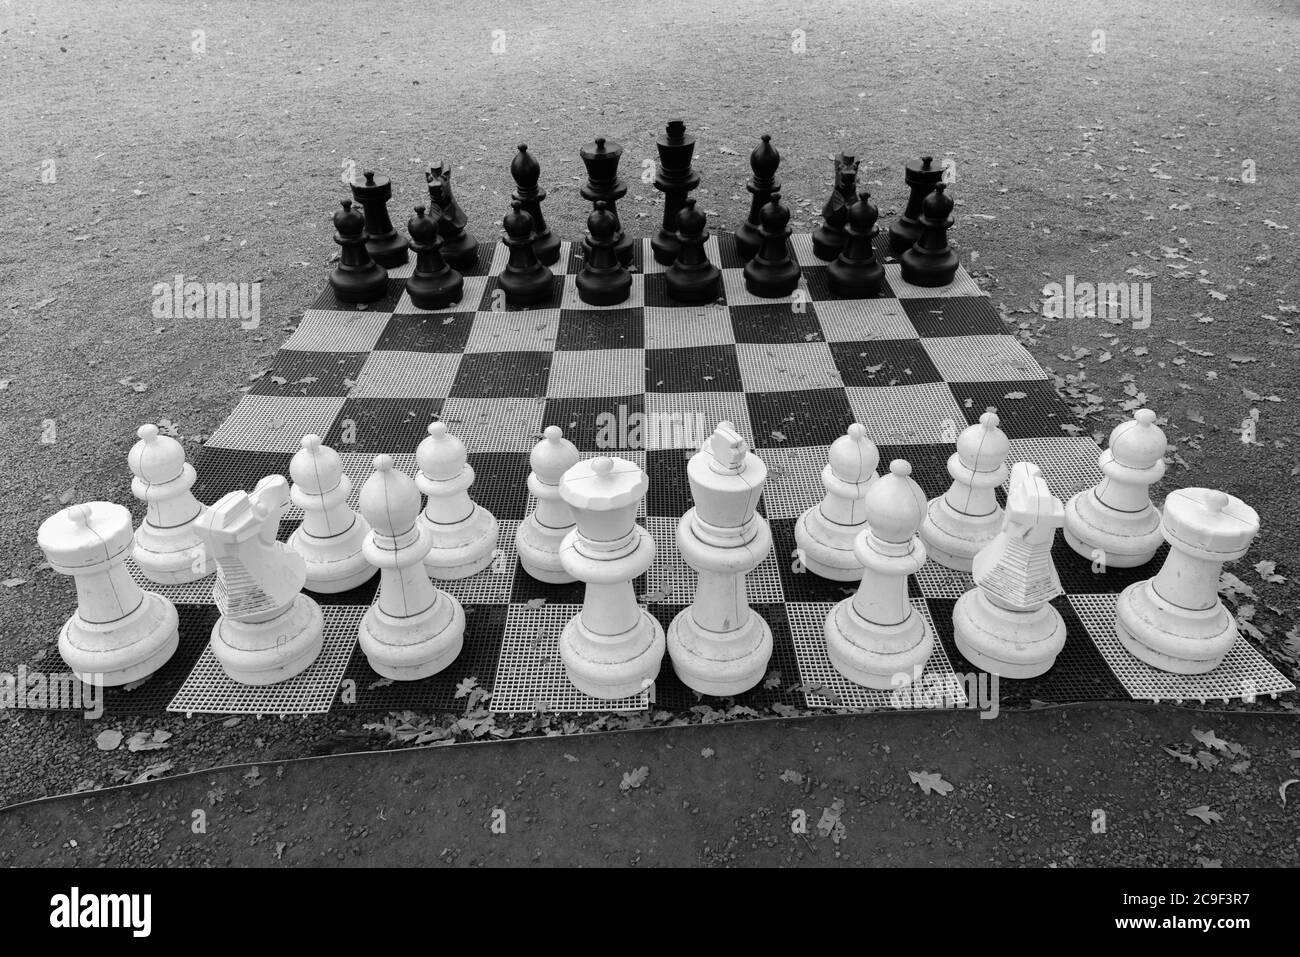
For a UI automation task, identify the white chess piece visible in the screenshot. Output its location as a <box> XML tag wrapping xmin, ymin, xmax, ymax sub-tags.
<box><xmin>357</xmin><ymin>455</ymin><xmax>465</xmax><ymax>680</ymax></box>
<box><xmin>1115</xmin><ymin>488</ymin><xmax>1259</xmax><ymax>674</ymax></box>
<box><xmin>952</xmin><ymin>461</ymin><xmax>1066</xmax><ymax>678</ymax></box>
<box><xmin>558</xmin><ymin>456</ymin><xmax>665</xmax><ymax>699</ymax></box>
<box><xmin>416</xmin><ymin>421</ymin><xmax>499</xmax><ymax>579</ymax></box>
<box><xmin>668</xmin><ymin>422</ymin><xmax>773</xmax><ymax>696</ymax></box>
<box><xmin>515</xmin><ymin>426</ymin><xmax>580</xmax><ymax>583</ymax></box>
<box><xmin>920</xmin><ymin>411</ymin><xmax>1009</xmax><ymax>571</ymax></box>
<box><xmin>128</xmin><ymin>423</ymin><xmax>215</xmax><ymax>583</ymax></box>
<box><xmin>1065</xmin><ymin>408</ymin><xmax>1166</xmax><ymax>568</ymax></box>
<box><xmin>37</xmin><ymin>502</ymin><xmax>179</xmax><ymax>686</ymax></box>
<box><xmin>197</xmin><ymin>475</ymin><xmax>324</xmax><ymax>685</ymax></box>
<box><xmin>795</xmin><ymin>422</ymin><xmax>879</xmax><ymax>580</ymax></box>
<box><xmin>825</xmin><ymin>459</ymin><xmax>933</xmax><ymax>689</ymax></box>
<box><xmin>288</xmin><ymin>434</ymin><xmax>374</xmax><ymax>593</ymax></box>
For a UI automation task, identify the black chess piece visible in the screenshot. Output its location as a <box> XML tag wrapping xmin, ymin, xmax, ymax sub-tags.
<box><xmin>405</xmin><ymin>205</ymin><xmax>463</xmax><ymax>309</ymax></box>
<box><xmin>811</xmin><ymin>153</ymin><xmax>861</xmax><ymax>261</ymax></box>
<box><xmin>328</xmin><ymin>199</ymin><xmax>388</xmax><ymax>303</ymax></box>
<box><xmin>650</xmin><ymin>119</ymin><xmax>700</xmax><ymax>266</ymax></box>
<box><xmin>743</xmin><ymin>191</ymin><xmax>801</xmax><ymax>299</ymax></box>
<box><xmin>735</xmin><ymin>134</ymin><xmax>780</xmax><ymax>262</ymax></box>
<box><xmin>349</xmin><ymin>170</ymin><xmax>408</xmax><ymax>268</ymax></box>
<box><xmin>576</xmin><ymin>201</ymin><xmax>632</xmax><ymax>306</ymax></box>
<box><xmin>579</xmin><ymin>136</ymin><xmax>634</xmax><ymax>267</ymax></box>
<box><xmin>498</xmin><ymin>201</ymin><xmax>554</xmax><ymax>307</ymax></box>
<box><xmin>665</xmin><ymin>199</ymin><xmax>721</xmax><ymax>305</ymax></box>
<box><xmin>888</xmin><ymin>154</ymin><xmax>945</xmax><ymax>256</ymax></box>
<box><xmin>426</xmin><ymin>162</ymin><xmax>478</xmax><ymax>272</ymax></box>
<box><xmin>828</xmin><ymin>192</ymin><xmax>885</xmax><ymax>298</ymax></box>
<box><xmin>510</xmin><ymin>144</ymin><xmax>561</xmax><ymax>267</ymax></box>
<box><xmin>899</xmin><ymin>183</ymin><xmax>959</xmax><ymax>287</ymax></box>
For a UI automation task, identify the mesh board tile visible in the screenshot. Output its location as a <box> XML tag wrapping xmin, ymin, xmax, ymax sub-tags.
<box><xmin>284</xmin><ymin>311</ymin><xmax>390</xmax><ymax>352</ymax></box>
<box><xmin>436</xmin><ymin>519</ymin><xmax>519</xmax><ymax>604</ymax></box>
<box><xmin>757</xmin><ymin>446</ymin><xmax>833</xmax><ymax>519</ymax></box>
<box><xmin>643</xmin><ymin>304</ymin><xmax>736</xmax><ymax>348</ymax></box>
<box><xmin>923</xmin><ymin>335</ymin><xmax>1049</xmax><ymax>383</ymax></box>
<box><xmin>883</xmin><ymin>263</ymin><xmax>984</xmax><ymax>299</ymax></box>
<box><xmin>349</xmin><ymin>350</ymin><xmax>462</xmax><ymax>399</ymax></box>
<box><xmin>206</xmin><ymin>396</ymin><xmax>347</xmax><ymax>452</ymax></box>
<box><xmin>392</xmin><ymin>276</ymin><xmax>492</xmax><ymax>315</ymax></box>
<box><xmin>386</xmin><ymin>260</ymin><xmax>414</xmax><ymax>280</ymax></box>
<box><xmin>438</xmin><ymin>397</ymin><xmax>547</xmax><ymax>452</ymax></box>
<box><xmin>719</xmin><ymin>266</ymin><xmax>813</xmax><ymax>310</ymax></box>
<box><xmin>786</xmin><ymin>600</ymin><xmax>965</xmax><ymax>710</ymax></box>
<box><xmin>126</xmin><ymin>557</ymin><xmax>216</xmax><ymax>605</ymax></box>
<box><xmin>913</xmin><ymin>561</ymin><xmax>976</xmax><ymax>599</ymax></box>
<box><xmin>559</xmin><ymin>274</ymin><xmax>647</xmax><ymax>310</ymax></box>
<box><xmin>546</xmin><ymin>348</ymin><xmax>645</xmax><ymax>398</ymax></box>
<box><xmin>1004</xmin><ymin>436</ymin><xmax>1106</xmax><ymax>502</ymax></box>
<box><xmin>463</xmin><ymin>309</ymin><xmax>561</xmax><ymax>352</ymax></box>
<box><xmin>846</xmin><ymin>383</ymin><xmax>969</xmax><ymax>445</ymax></box>
<box><xmin>166</xmin><ymin>604</ymin><xmax>363</xmax><ymax>716</ymax></box>
<box><xmin>789</xmin><ymin>233</ymin><xmax>824</xmax><ymax>268</ymax></box>
<box><xmin>902</xmin><ymin>296</ymin><xmax>1006</xmax><ymax>337</ymax></box>
<box><xmin>638</xmin><ymin>235</ymin><xmax>721</xmax><ymax>277</ymax></box>
<box><xmin>814</xmin><ymin>298</ymin><xmax>917</xmax><ymax>342</ymax></box>
<box><xmin>736</xmin><ymin>342</ymin><xmax>844</xmax><ymax>393</ymax></box>
<box><xmin>1069</xmin><ymin>594</ymin><xmax>1296</xmax><ymax>704</ymax></box>
<box><xmin>489</xmin><ymin>603</ymin><xmax>652</xmax><ymax>714</ymax></box>
<box><xmin>641</xmin><ymin>392</ymin><xmax>752</xmax><ymax>450</ymax></box>
<box><xmin>643</xmin><ymin>516</ymin><xmax>785</xmax><ymax>606</ymax></box>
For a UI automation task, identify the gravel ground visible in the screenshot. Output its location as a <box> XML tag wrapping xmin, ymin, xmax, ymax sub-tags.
<box><xmin>1</xmin><ymin>0</ymin><xmax>1298</xmax><ymax>859</ymax></box>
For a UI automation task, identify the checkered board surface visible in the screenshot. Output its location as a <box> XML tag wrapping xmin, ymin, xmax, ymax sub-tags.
<box><xmin>63</xmin><ymin>231</ymin><xmax>1296</xmax><ymax>717</ymax></box>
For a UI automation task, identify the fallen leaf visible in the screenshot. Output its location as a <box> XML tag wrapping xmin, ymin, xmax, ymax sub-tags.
<box><xmin>1281</xmin><ymin>779</ymin><xmax>1299</xmax><ymax>806</ymax></box>
<box><xmin>95</xmin><ymin>730</ymin><xmax>123</xmax><ymax>751</ymax></box>
<box><xmin>619</xmin><ymin>766</ymin><xmax>649</xmax><ymax>791</ymax></box>
<box><xmin>1185</xmin><ymin>805</ymin><xmax>1223</xmax><ymax>824</ymax></box>
<box><xmin>909</xmin><ymin>770</ymin><xmax>953</xmax><ymax>796</ymax></box>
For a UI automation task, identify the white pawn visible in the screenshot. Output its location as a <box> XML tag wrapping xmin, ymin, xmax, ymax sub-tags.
<box><xmin>795</xmin><ymin>423</ymin><xmax>879</xmax><ymax>580</ymax></box>
<box><xmin>558</xmin><ymin>456</ymin><xmax>665</xmax><ymax>699</ymax></box>
<box><xmin>825</xmin><ymin>459</ymin><xmax>933</xmax><ymax>689</ymax></box>
<box><xmin>668</xmin><ymin>422</ymin><xmax>773</xmax><ymax>696</ymax></box>
<box><xmin>38</xmin><ymin>502</ymin><xmax>180</xmax><ymax>686</ymax></box>
<box><xmin>953</xmin><ymin>462</ymin><xmax>1066</xmax><ymax>678</ymax></box>
<box><xmin>416</xmin><ymin>421</ymin><xmax>499</xmax><ymax>579</ymax></box>
<box><xmin>1115</xmin><ymin>488</ymin><xmax>1259</xmax><ymax>674</ymax></box>
<box><xmin>198</xmin><ymin>475</ymin><xmax>324</xmax><ymax>686</ymax></box>
<box><xmin>288</xmin><ymin>434</ymin><xmax>374</xmax><ymax>593</ymax></box>
<box><xmin>357</xmin><ymin>455</ymin><xmax>466</xmax><ymax>680</ymax></box>
<box><xmin>920</xmin><ymin>411</ymin><xmax>1009</xmax><ymax>571</ymax></box>
<box><xmin>128</xmin><ymin>423</ymin><xmax>215</xmax><ymax>583</ymax></box>
<box><xmin>1065</xmin><ymin>408</ymin><xmax>1167</xmax><ymax>568</ymax></box>
<box><xmin>516</xmin><ymin>426</ymin><xmax>580</xmax><ymax>583</ymax></box>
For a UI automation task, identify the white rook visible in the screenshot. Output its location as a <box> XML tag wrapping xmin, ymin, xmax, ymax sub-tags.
<box><xmin>38</xmin><ymin>502</ymin><xmax>179</xmax><ymax>686</ymax></box>
<box><xmin>128</xmin><ymin>423</ymin><xmax>215</xmax><ymax>584</ymax></box>
<box><xmin>288</xmin><ymin>434</ymin><xmax>374</xmax><ymax>593</ymax></box>
<box><xmin>668</xmin><ymin>422</ymin><xmax>773</xmax><ymax>696</ymax></box>
<box><xmin>416</xmin><ymin>421</ymin><xmax>499</xmax><ymax>579</ymax></box>
<box><xmin>515</xmin><ymin>426</ymin><xmax>580</xmax><ymax>583</ymax></box>
<box><xmin>795</xmin><ymin>422</ymin><xmax>879</xmax><ymax>580</ymax></box>
<box><xmin>920</xmin><ymin>411</ymin><xmax>1009</xmax><ymax>571</ymax></box>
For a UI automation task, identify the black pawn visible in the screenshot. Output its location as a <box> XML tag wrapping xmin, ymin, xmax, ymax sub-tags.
<box><xmin>328</xmin><ymin>199</ymin><xmax>388</xmax><ymax>303</ymax></box>
<box><xmin>498</xmin><ymin>201</ymin><xmax>554</xmax><ymax>307</ymax></box>
<box><xmin>576</xmin><ymin>201</ymin><xmax>632</xmax><ymax>306</ymax></box>
<box><xmin>735</xmin><ymin>134</ymin><xmax>780</xmax><ymax>262</ymax></box>
<box><xmin>665</xmin><ymin>199</ymin><xmax>721</xmax><ymax>305</ymax></box>
<box><xmin>426</xmin><ymin>162</ymin><xmax>478</xmax><ymax>272</ymax></box>
<box><xmin>579</xmin><ymin>136</ymin><xmax>634</xmax><ymax>267</ymax></box>
<box><xmin>510</xmin><ymin>144</ymin><xmax>561</xmax><ymax>266</ymax></box>
<box><xmin>743</xmin><ymin>191</ymin><xmax>801</xmax><ymax>299</ymax></box>
<box><xmin>650</xmin><ymin>118</ymin><xmax>700</xmax><ymax>266</ymax></box>
<box><xmin>349</xmin><ymin>170</ymin><xmax>408</xmax><ymax>268</ymax></box>
<box><xmin>828</xmin><ymin>192</ymin><xmax>885</xmax><ymax>298</ymax></box>
<box><xmin>405</xmin><ymin>205</ymin><xmax>463</xmax><ymax>310</ymax></box>
<box><xmin>899</xmin><ymin>183</ymin><xmax>959</xmax><ymax>288</ymax></box>
<box><xmin>811</xmin><ymin>153</ymin><xmax>861</xmax><ymax>261</ymax></box>
<box><xmin>888</xmin><ymin>154</ymin><xmax>945</xmax><ymax>256</ymax></box>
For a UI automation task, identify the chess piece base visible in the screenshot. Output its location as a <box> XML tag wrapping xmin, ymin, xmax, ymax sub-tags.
<box><xmin>59</xmin><ymin>591</ymin><xmax>179</xmax><ymax>687</ymax></box>
<box><xmin>561</xmin><ymin>608</ymin><xmax>666</xmax><ymax>700</ymax></box>
<box><xmin>1114</xmin><ymin>580</ymin><xmax>1235</xmax><ymax>674</ymax></box>
<box><xmin>498</xmin><ymin>266</ymin><xmax>553</xmax><ymax>307</ymax></box>
<box><xmin>794</xmin><ymin>508</ymin><xmax>864</xmax><ymax>581</ymax></box>
<box><xmin>407</xmin><ymin>271</ymin><xmax>464</xmax><ymax>310</ymax></box>
<box><xmin>366</xmin><ymin>234</ymin><xmax>409</xmax><ymax>269</ymax></box>
<box><xmin>420</xmin><ymin>505</ymin><xmax>499</xmax><ymax>580</ymax></box>
<box><xmin>515</xmin><ymin>515</ymin><xmax>577</xmax><ymax>584</ymax></box>
<box><xmin>825</xmin><ymin>596</ymin><xmax>933</xmax><ymax>690</ymax></box>
<box><xmin>827</xmin><ymin>258</ymin><xmax>885</xmax><ymax>299</ymax></box>
<box><xmin>329</xmin><ymin>265</ymin><xmax>388</xmax><ymax>303</ymax></box>
<box><xmin>132</xmin><ymin>518</ymin><xmax>215</xmax><ymax>585</ymax></box>
<box><xmin>650</xmin><ymin>230</ymin><xmax>680</xmax><ymax>266</ymax></box>
<box><xmin>211</xmin><ymin>593</ymin><xmax>324</xmax><ymax>686</ymax></box>
<box><xmin>534</xmin><ymin>232</ymin><xmax>562</xmax><ymax>267</ymax></box>
<box><xmin>441</xmin><ymin>236</ymin><xmax>479</xmax><ymax>273</ymax></box>
<box><xmin>666</xmin><ymin>264</ymin><xmax>722</xmax><ymax>305</ymax></box>
<box><xmin>668</xmin><ymin>608</ymin><xmax>772</xmax><ymax>697</ymax></box>
<box><xmin>952</xmin><ymin>589</ymin><xmax>1066</xmax><ymax>678</ymax></box>
<box><xmin>919</xmin><ymin>497</ymin><xmax>1003</xmax><ymax>572</ymax></box>
<box><xmin>289</xmin><ymin>519</ymin><xmax>376</xmax><ymax>594</ymax></box>
<box><xmin>734</xmin><ymin>224</ymin><xmax>761</xmax><ymax>262</ymax></box>
<box><xmin>743</xmin><ymin>259</ymin><xmax>801</xmax><ymax>299</ymax></box>
<box><xmin>1063</xmin><ymin>491</ymin><xmax>1163</xmax><ymax>568</ymax></box>
<box><xmin>358</xmin><ymin>591</ymin><xmax>465</xmax><ymax>681</ymax></box>
<box><xmin>810</xmin><ymin>226</ymin><xmax>845</xmax><ymax>262</ymax></box>
<box><xmin>887</xmin><ymin>220</ymin><xmax>921</xmax><ymax>257</ymax></box>
<box><xmin>899</xmin><ymin>248</ymin><xmax>960</xmax><ymax>288</ymax></box>
<box><xmin>576</xmin><ymin>269</ymin><xmax>632</xmax><ymax>306</ymax></box>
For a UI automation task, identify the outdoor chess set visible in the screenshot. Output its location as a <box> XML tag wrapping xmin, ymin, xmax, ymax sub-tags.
<box><xmin>31</xmin><ymin>123</ymin><xmax>1295</xmax><ymax>719</ymax></box>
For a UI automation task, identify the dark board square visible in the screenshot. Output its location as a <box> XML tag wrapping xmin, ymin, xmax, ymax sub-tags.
<box><xmin>511</xmin><ymin>564</ymin><xmax>587</xmax><ymax>605</ymax></box>
<box><xmin>451</xmin><ymin>351</ymin><xmax>551</xmax><ymax>398</ymax></box>
<box><xmin>193</xmin><ymin>448</ymin><xmax>292</xmax><ymax>504</ymax></box>
<box><xmin>249</xmin><ymin>352</ymin><xmax>366</xmax><ymax>398</ymax></box>
<box><xmin>96</xmin><ymin>604</ymin><xmax>217</xmax><ymax>716</ymax></box>
<box><xmin>478</xmin><ymin>276</ymin><xmax>565</xmax><ymax>311</ymax></box>
<box><xmin>1052</xmin><ymin>539</ymin><xmax>1169</xmax><ymax>594</ymax></box>
<box><xmin>902</xmin><ymin>297</ymin><xmax>1005</xmax><ymax>337</ymax></box>
<box><xmin>463</xmin><ymin>242</ymin><xmax>501</xmax><ymax>279</ymax></box>
<box><xmin>642</xmin><ymin>273</ymin><xmax>727</xmax><ymax>309</ymax></box>
<box><xmin>729</xmin><ymin>302</ymin><xmax>824</xmax><ymax>343</ymax></box>
<box><xmin>542</xmin><ymin>394</ymin><xmax>645</xmax><ymax>452</ymax></box>
<box><xmin>310</xmin><ymin>277</ymin><xmax>405</xmax><ymax>314</ymax></box>
<box><xmin>769</xmin><ymin>517</ymin><xmax>859</xmax><ymax>602</ymax></box>
<box><xmin>646</xmin><ymin>344</ymin><xmax>741</xmax><ymax>392</ymax></box>
<box><xmin>715</xmin><ymin>230</ymin><xmax>746</xmax><ymax>269</ymax></box>
<box><xmin>375</xmin><ymin>311</ymin><xmax>475</xmax><ymax>353</ymax></box>
<box><xmin>804</xmin><ymin>265</ymin><xmax>896</xmax><ymax>302</ymax></box>
<box><xmin>747</xmin><ymin>388</ymin><xmax>856</xmax><ymax>448</ymax></box>
<box><xmin>303</xmin><ymin>571</ymin><xmax>379</xmax><ymax>607</ymax></box>
<box><xmin>467</xmin><ymin>451</ymin><xmax>532</xmax><ymax>520</ymax></box>
<box><xmin>830</xmin><ymin>339</ymin><xmax>943</xmax><ymax>387</ymax></box>
<box><xmin>646</xmin><ymin>447</ymin><xmax>694</xmax><ymax>517</ymax></box>
<box><xmin>323</xmin><ymin>398</ymin><xmax>444</xmax><ymax>453</ymax></box>
<box><xmin>555</xmin><ymin>308</ymin><xmax>645</xmax><ymax>350</ymax></box>
<box><xmin>948</xmin><ymin>380</ymin><xmax>1071</xmax><ymax>439</ymax></box>
<box><xmin>875</xmin><ymin>443</ymin><xmax>957</xmax><ymax>501</ymax></box>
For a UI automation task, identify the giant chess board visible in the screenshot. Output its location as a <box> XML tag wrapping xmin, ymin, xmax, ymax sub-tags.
<box><xmin>61</xmin><ymin>232</ymin><xmax>1296</xmax><ymax>717</ymax></box>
